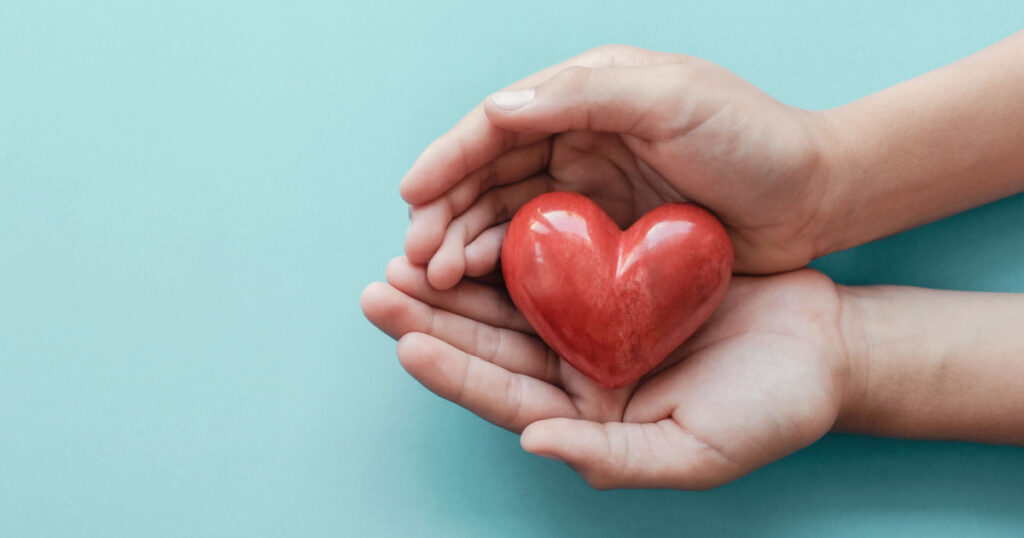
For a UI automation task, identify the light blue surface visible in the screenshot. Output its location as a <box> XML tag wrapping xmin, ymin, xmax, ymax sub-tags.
<box><xmin>2</xmin><ymin>1</ymin><xmax>1023</xmax><ymax>536</ymax></box>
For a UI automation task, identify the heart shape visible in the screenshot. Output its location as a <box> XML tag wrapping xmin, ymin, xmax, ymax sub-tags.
<box><xmin>501</xmin><ymin>192</ymin><xmax>733</xmax><ymax>389</ymax></box>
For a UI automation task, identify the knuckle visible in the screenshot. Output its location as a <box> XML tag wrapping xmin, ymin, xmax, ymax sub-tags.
<box><xmin>484</xmin><ymin>190</ymin><xmax>506</xmax><ymax>223</ymax></box>
<box><xmin>475</xmin><ymin>323</ymin><xmax>500</xmax><ymax>360</ymax></box>
<box><xmin>422</xmin><ymin>306</ymin><xmax>439</xmax><ymax>336</ymax></box>
<box><xmin>432</xmin><ymin>191</ymin><xmax>455</xmax><ymax>224</ymax></box>
<box><xmin>480</xmin><ymin>161</ymin><xmax>499</xmax><ymax>191</ymax></box>
<box><xmin>658</xmin><ymin>62</ymin><xmax>696</xmax><ymax>91</ymax></box>
<box><xmin>500</xmin><ymin>375</ymin><xmax>524</xmax><ymax>430</ymax></box>
<box><xmin>439</xmin><ymin>132</ymin><xmax>472</xmax><ymax>180</ymax></box>
<box><xmin>551</xmin><ymin>65</ymin><xmax>594</xmax><ymax>91</ymax></box>
<box><xmin>589</xmin><ymin>43</ymin><xmax>622</xmax><ymax>57</ymax></box>
<box><xmin>450</xmin><ymin>353</ymin><xmax>471</xmax><ymax>403</ymax></box>
<box><xmin>588</xmin><ymin>43</ymin><xmax>640</xmax><ymax>62</ymax></box>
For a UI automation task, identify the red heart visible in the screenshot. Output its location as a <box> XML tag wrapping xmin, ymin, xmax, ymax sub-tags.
<box><xmin>501</xmin><ymin>192</ymin><xmax>733</xmax><ymax>389</ymax></box>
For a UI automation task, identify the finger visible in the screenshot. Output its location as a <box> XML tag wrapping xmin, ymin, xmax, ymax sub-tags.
<box><xmin>558</xmin><ymin>364</ymin><xmax>634</xmax><ymax>423</ymax></box>
<box><xmin>465</xmin><ymin>223</ymin><xmax>508</xmax><ymax>277</ymax></box>
<box><xmin>400</xmin><ymin>45</ymin><xmax>680</xmax><ymax>206</ymax></box>
<box><xmin>361</xmin><ymin>282</ymin><xmax>559</xmax><ymax>384</ymax></box>
<box><xmin>404</xmin><ymin>139</ymin><xmax>552</xmax><ymax>265</ymax></box>
<box><xmin>520</xmin><ymin>417</ymin><xmax>740</xmax><ymax>490</ymax></box>
<box><xmin>484</xmin><ymin>63</ymin><xmax>696</xmax><ymax>139</ymax></box>
<box><xmin>384</xmin><ymin>256</ymin><xmax>534</xmax><ymax>334</ymax></box>
<box><xmin>427</xmin><ymin>174</ymin><xmax>552</xmax><ymax>290</ymax></box>
<box><xmin>399</xmin><ymin>110</ymin><xmax>546</xmax><ymax>206</ymax></box>
<box><xmin>398</xmin><ymin>333</ymin><xmax>579</xmax><ymax>433</ymax></box>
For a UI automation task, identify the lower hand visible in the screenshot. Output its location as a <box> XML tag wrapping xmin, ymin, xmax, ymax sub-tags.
<box><xmin>362</xmin><ymin>258</ymin><xmax>853</xmax><ymax>489</ymax></box>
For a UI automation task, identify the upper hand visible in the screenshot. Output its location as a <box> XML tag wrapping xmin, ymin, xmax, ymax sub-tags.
<box><xmin>400</xmin><ymin>44</ymin><xmax>839</xmax><ymax>287</ymax></box>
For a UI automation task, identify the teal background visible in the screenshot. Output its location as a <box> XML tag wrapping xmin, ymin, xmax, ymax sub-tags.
<box><xmin>2</xmin><ymin>1</ymin><xmax>1023</xmax><ymax>536</ymax></box>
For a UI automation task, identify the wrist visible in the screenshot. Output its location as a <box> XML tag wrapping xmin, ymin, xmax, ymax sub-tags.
<box><xmin>804</xmin><ymin>106</ymin><xmax>862</xmax><ymax>261</ymax></box>
<box><xmin>831</xmin><ymin>284</ymin><xmax>872</xmax><ymax>431</ymax></box>
<box><xmin>829</xmin><ymin>285</ymin><xmax>1024</xmax><ymax>443</ymax></box>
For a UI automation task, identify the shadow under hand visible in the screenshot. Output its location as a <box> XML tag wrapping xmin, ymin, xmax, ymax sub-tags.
<box><xmin>812</xmin><ymin>192</ymin><xmax>1024</xmax><ymax>292</ymax></box>
<box><xmin>402</xmin><ymin>401</ymin><xmax>1024</xmax><ymax>537</ymax></box>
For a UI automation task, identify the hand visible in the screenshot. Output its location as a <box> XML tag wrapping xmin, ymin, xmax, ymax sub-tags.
<box><xmin>400</xmin><ymin>44</ymin><xmax>838</xmax><ymax>287</ymax></box>
<box><xmin>361</xmin><ymin>257</ymin><xmax>853</xmax><ymax>489</ymax></box>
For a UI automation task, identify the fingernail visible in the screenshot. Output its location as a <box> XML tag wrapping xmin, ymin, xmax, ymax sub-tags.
<box><xmin>490</xmin><ymin>89</ymin><xmax>535</xmax><ymax>110</ymax></box>
<box><xmin>532</xmin><ymin>451</ymin><xmax>564</xmax><ymax>462</ymax></box>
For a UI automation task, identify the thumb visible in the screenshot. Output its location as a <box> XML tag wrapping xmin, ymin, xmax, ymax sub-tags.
<box><xmin>520</xmin><ymin>416</ymin><xmax>733</xmax><ymax>490</ymax></box>
<box><xmin>484</xmin><ymin>64</ymin><xmax>687</xmax><ymax>137</ymax></box>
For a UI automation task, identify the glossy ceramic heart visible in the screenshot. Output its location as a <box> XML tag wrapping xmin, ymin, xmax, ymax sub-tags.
<box><xmin>501</xmin><ymin>192</ymin><xmax>733</xmax><ymax>389</ymax></box>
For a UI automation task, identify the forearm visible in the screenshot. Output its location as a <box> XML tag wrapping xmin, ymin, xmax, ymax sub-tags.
<box><xmin>816</xmin><ymin>29</ymin><xmax>1024</xmax><ymax>256</ymax></box>
<box><xmin>835</xmin><ymin>285</ymin><xmax>1024</xmax><ymax>445</ymax></box>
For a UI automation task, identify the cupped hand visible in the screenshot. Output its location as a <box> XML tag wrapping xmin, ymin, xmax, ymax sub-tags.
<box><xmin>401</xmin><ymin>44</ymin><xmax>839</xmax><ymax>288</ymax></box>
<box><xmin>361</xmin><ymin>257</ymin><xmax>853</xmax><ymax>490</ymax></box>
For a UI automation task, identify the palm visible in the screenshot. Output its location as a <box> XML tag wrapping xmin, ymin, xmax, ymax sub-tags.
<box><xmin>362</xmin><ymin>258</ymin><xmax>847</xmax><ymax>489</ymax></box>
<box><xmin>626</xmin><ymin>271</ymin><xmax>845</xmax><ymax>482</ymax></box>
<box><xmin>539</xmin><ymin>131</ymin><xmax>660</xmax><ymax>229</ymax></box>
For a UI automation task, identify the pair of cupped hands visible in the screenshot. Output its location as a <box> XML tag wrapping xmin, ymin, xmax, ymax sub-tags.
<box><xmin>362</xmin><ymin>45</ymin><xmax>857</xmax><ymax>489</ymax></box>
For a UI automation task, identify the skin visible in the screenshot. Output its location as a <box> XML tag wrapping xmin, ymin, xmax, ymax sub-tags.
<box><xmin>837</xmin><ymin>287</ymin><xmax>1024</xmax><ymax>446</ymax></box>
<box><xmin>363</xmin><ymin>258</ymin><xmax>849</xmax><ymax>489</ymax></box>
<box><xmin>400</xmin><ymin>45</ymin><xmax>834</xmax><ymax>284</ymax></box>
<box><xmin>363</xmin><ymin>30</ymin><xmax>1024</xmax><ymax>489</ymax></box>
<box><xmin>362</xmin><ymin>263</ymin><xmax>1024</xmax><ymax>489</ymax></box>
